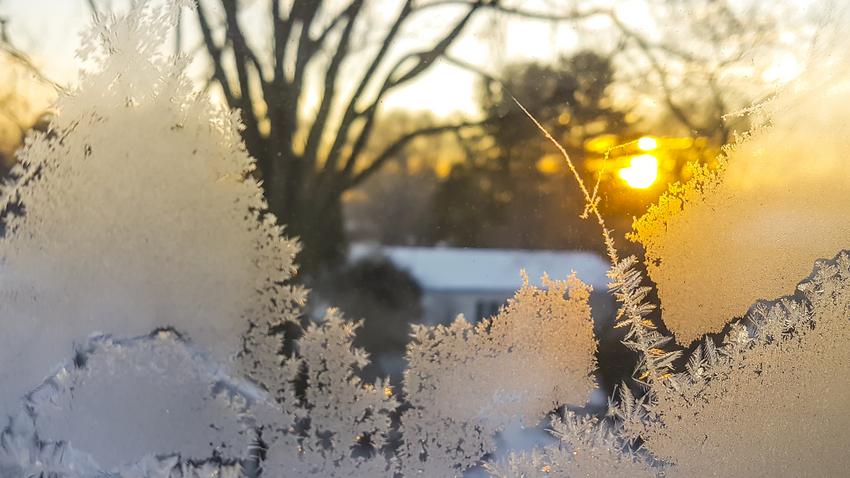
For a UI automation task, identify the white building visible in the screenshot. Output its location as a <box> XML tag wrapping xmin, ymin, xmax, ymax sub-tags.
<box><xmin>350</xmin><ymin>244</ymin><xmax>612</xmax><ymax>325</ymax></box>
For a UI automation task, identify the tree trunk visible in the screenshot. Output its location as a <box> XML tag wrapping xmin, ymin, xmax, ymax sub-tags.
<box><xmin>288</xmin><ymin>192</ymin><xmax>346</xmax><ymax>280</ymax></box>
<box><xmin>263</xmin><ymin>155</ymin><xmax>346</xmax><ymax>279</ymax></box>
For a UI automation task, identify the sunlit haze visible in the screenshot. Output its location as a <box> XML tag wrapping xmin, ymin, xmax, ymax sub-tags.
<box><xmin>0</xmin><ymin>0</ymin><xmax>752</xmax><ymax>118</ymax></box>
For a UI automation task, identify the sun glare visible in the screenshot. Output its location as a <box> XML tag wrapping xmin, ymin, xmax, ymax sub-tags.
<box><xmin>637</xmin><ymin>136</ymin><xmax>657</xmax><ymax>151</ymax></box>
<box><xmin>619</xmin><ymin>154</ymin><xmax>658</xmax><ymax>189</ymax></box>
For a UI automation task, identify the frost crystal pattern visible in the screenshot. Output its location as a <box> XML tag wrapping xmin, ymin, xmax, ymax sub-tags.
<box><xmin>0</xmin><ymin>2</ymin><xmax>301</xmax><ymax>414</ymax></box>
<box><xmin>639</xmin><ymin>251</ymin><xmax>850</xmax><ymax>477</ymax></box>
<box><xmin>632</xmin><ymin>73</ymin><xmax>850</xmax><ymax>344</ymax></box>
<box><xmin>399</xmin><ymin>274</ymin><xmax>597</xmax><ymax>475</ymax></box>
<box><xmin>0</xmin><ymin>3</ymin><xmax>600</xmax><ymax>476</ymax></box>
<box><xmin>4</xmin><ymin>1</ymin><xmax>850</xmax><ymax>477</ymax></box>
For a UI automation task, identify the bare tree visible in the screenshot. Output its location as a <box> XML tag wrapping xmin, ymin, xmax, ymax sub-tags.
<box><xmin>189</xmin><ymin>0</ymin><xmax>613</xmax><ymax>276</ymax></box>
<box><xmin>77</xmin><ymin>0</ymin><xmax>791</xmax><ymax>275</ymax></box>
<box><xmin>606</xmin><ymin>0</ymin><xmax>784</xmax><ymax>145</ymax></box>
<box><xmin>459</xmin><ymin>0</ymin><xmax>787</xmax><ymax>145</ymax></box>
<box><xmin>191</xmin><ymin>1</ymin><xmax>473</xmax><ymax>274</ymax></box>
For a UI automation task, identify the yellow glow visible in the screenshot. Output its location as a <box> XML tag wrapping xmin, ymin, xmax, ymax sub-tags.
<box><xmin>536</xmin><ymin>155</ymin><xmax>560</xmax><ymax>175</ymax></box>
<box><xmin>637</xmin><ymin>136</ymin><xmax>657</xmax><ymax>151</ymax></box>
<box><xmin>435</xmin><ymin>159</ymin><xmax>453</xmax><ymax>178</ymax></box>
<box><xmin>619</xmin><ymin>154</ymin><xmax>658</xmax><ymax>189</ymax></box>
<box><xmin>762</xmin><ymin>54</ymin><xmax>802</xmax><ymax>83</ymax></box>
<box><xmin>584</xmin><ymin>134</ymin><xmax>619</xmax><ymax>154</ymax></box>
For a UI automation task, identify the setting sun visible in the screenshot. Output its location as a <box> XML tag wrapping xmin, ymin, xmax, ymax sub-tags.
<box><xmin>637</xmin><ymin>136</ymin><xmax>658</xmax><ymax>151</ymax></box>
<box><xmin>619</xmin><ymin>154</ymin><xmax>658</xmax><ymax>188</ymax></box>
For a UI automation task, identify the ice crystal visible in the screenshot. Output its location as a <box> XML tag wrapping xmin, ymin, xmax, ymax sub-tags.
<box><xmin>635</xmin><ymin>251</ymin><xmax>850</xmax><ymax>477</ymax></box>
<box><xmin>0</xmin><ymin>1</ymin><xmax>301</xmax><ymax>414</ymax></box>
<box><xmin>489</xmin><ymin>252</ymin><xmax>850</xmax><ymax>478</ymax></box>
<box><xmin>253</xmin><ymin>273</ymin><xmax>598</xmax><ymax>477</ymax></box>
<box><xmin>632</xmin><ymin>72</ymin><xmax>850</xmax><ymax>344</ymax></box>
<box><xmin>12</xmin><ymin>2</ymin><xmax>850</xmax><ymax>477</ymax></box>
<box><xmin>258</xmin><ymin>309</ymin><xmax>399</xmax><ymax>477</ymax></box>
<box><xmin>0</xmin><ymin>411</ymin><xmax>102</xmax><ymax>478</ymax></box>
<box><xmin>0</xmin><ymin>6</ymin><xmax>606</xmax><ymax>476</ymax></box>
<box><xmin>509</xmin><ymin>67</ymin><xmax>850</xmax><ymax>476</ymax></box>
<box><xmin>486</xmin><ymin>412</ymin><xmax>656</xmax><ymax>478</ymax></box>
<box><xmin>398</xmin><ymin>273</ymin><xmax>597</xmax><ymax>476</ymax></box>
<box><xmin>0</xmin><ymin>331</ymin><xmax>251</xmax><ymax>476</ymax></box>
<box><xmin>23</xmin><ymin>330</ymin><xmax>260</xmax><ymax>469</ymax></box>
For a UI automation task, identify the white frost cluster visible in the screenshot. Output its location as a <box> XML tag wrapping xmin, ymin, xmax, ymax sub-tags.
<box><xmin>7</xmin><ymin>1</ymin><xmax>850</xmax><ymax>477</ymax></box>
<box><xmin>0</xmin><ymin>2</ymin><xmax>301</xmax><ymax>414</ymax></box>
<box><xmin>257</xmin><ymin>310</ymin><xmax>399</xmax><ymax>477</ymax></box>
<box><xmin>487</xmin><ymin>412</ymin><xmax>656</xmax><ymax>478</ymax></box>
<box><xmin>0</xmin><ymin>3</ymin><xmax>599</xmax><ymax>477</ymax></box>
<box><xmin>1</xmin><ymin>330</ymin><xmax>250</xmax><ymax>477</ymax></box>
<box><xmin>635</xmin><ymin>251</ymin><xmax>850</xmax><ymax>477</ymax></box>
<box><xmin>399</xmin><ymin>273</ymin><xmax>597</xmax><ymax>476</ymax></box>
<box><xmin>491</xmin><ymin>252</ymin><xmax>850</xmax><ymax>477</ymax></box>
<box><xmin>254</xmin><ymin>275</ymin><xmax>597</xmax><ymax>477</ymax></box>
<box><xmin>26</xmin><ymin>330</ymin><xmax>260</xmax><ymax>469</ymax></box>
<box><xmin>632</xmin><ymin>59</ymin><xmax>850</xmax><ymax>345</ymax></box>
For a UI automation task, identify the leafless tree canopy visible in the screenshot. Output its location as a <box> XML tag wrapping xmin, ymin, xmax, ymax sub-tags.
<box><xmin>190</xmin><ymin>0</ymin><xmax>632</xmax><ymax>273</ymax></box>
<box><xmin>31</xmin><ymin>0</ymin><xmax>767</xmax><ymax>273</ymax></box>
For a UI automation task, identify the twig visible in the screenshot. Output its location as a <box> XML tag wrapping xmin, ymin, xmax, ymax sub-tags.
<box><xmin>512</xmin><ymin>96</ymin><xmax>618</xmax><ymax>264</ymax></box>
<box><xmin>513</xmin><ymin>98</ymin><xmax>680</xmax><ymax>388</ymax></box>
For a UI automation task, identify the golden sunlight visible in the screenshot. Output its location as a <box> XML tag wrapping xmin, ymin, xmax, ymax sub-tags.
<box><xmin>637</xmin><ymin>136</ymin><xmax>657</xmax><ymax>151</ymax></box>
<box><xmin>536</xmin><ymin>154</ymin><xmax>561</xmax><ymax>174</ymax></box>
<box><xmin>435</xmin><ymin>159</ymin><xmax>453</xmax><ymax>178</ymax></box>
<box><xmin>619</xmin><ymin>153</ymin><xmax>658</xmax><ymax>189</ymax></box>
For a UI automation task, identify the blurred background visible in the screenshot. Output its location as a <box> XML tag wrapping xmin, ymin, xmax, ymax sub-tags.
<box><xmin>0</xmin><ymin>0</ymin><xmax>824</xmax><ymax>392</ymax></box>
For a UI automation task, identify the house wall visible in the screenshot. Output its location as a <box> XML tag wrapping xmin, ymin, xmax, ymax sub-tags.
<box><xmin>421</xmin><ymin>290</ymin><xmax>513</xmax><ymax>325</ymax></box>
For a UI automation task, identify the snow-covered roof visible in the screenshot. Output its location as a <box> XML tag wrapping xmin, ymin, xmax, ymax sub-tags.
<box><xmin>349</xmin><ymin>244</ymin><xmax>610</xmax><ymax>292</ymax></box>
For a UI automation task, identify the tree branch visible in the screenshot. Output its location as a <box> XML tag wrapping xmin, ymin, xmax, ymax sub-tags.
<box><xmin>291</xmin><ymin>0</ymin><xmax>326</xmax><ymax>86</ymax></box>
<box><xmin>221</xmin><ymin>0</ymin><xmax>264</xmax><ymax>155</ymax></box>
<box><xmin>0</xmin><ymin>44</ymin><xmax>67</xmax><ymax>94</ymax></box>
<box><xmin>85</xmin><ymin>0</ymin><xmax>101</xmax><ymax>21</ymax></box>
<box><xmin>349</xmin><ymin>119</ymin><xmax>489</xmax><ymax>187</ymax></box>
<box><xmin>174</xmin><ymin>7</ymin><xmax>182</xmax><ymax>56</ymax></box>
<box><xmin>421</xmin><ymin>1</ymin><xmax>612</xmax><ymax>23</ymax></box>
<box><xmin>278</xmin><ymin>0</ymin><xmax>332</xmax><ymax>161</ymax></box>
<box><xmin>302</xmin><ymin>1</ymin><xmax>364</xmax><ymax>165</ymax></box>
<box><xmin>442</xmin><ymin>53</ymin><xmax>504</xmax><ymax>88</ymax></box>
<box><xmin>271</xmin><ymin>0</ymin><xmax>293</xmax><ymax>86</ymax></box>
<box><xmin>196</xmin><ymin>2</ymin><xmax>237</xmax><ymax>107</ymax></box>
<box><xmin>606</xmin><ymin>14</ymin><xmax>701</xmax><ymax>134</ymax></box>
<box><xmin>706</xmin><ymin>71</ymin><xmax>730</xmax><ymax>143</ymax></box>
<box><xmin>336</xmin><ymin>0</ymin><xmax>484</xmax><ymax>178</ymax></box>
<box><xmin>313</xmin><ymin>4</ymin><xmax>354</xmax><ymax>48</ymax></box>
<box><xmin>320</xmin><ymin>0</ymin><xmax>414</xmax><ymax>175</ymax></box>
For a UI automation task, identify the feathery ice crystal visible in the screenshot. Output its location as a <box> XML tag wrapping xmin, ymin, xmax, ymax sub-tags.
<box><xmin>0</xmin><ymin>1</ymin><xmax>301</xmax><ymax>414</ymax></box>
<box><xmin>0</xmin><ymin>3</ymin><xmax>599</xmax><ymax>475</ymax></box>
<box><xmin>2</xmin><ymin>1</ymin><xmax>850</xmax><ymax>477</ymax></box>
